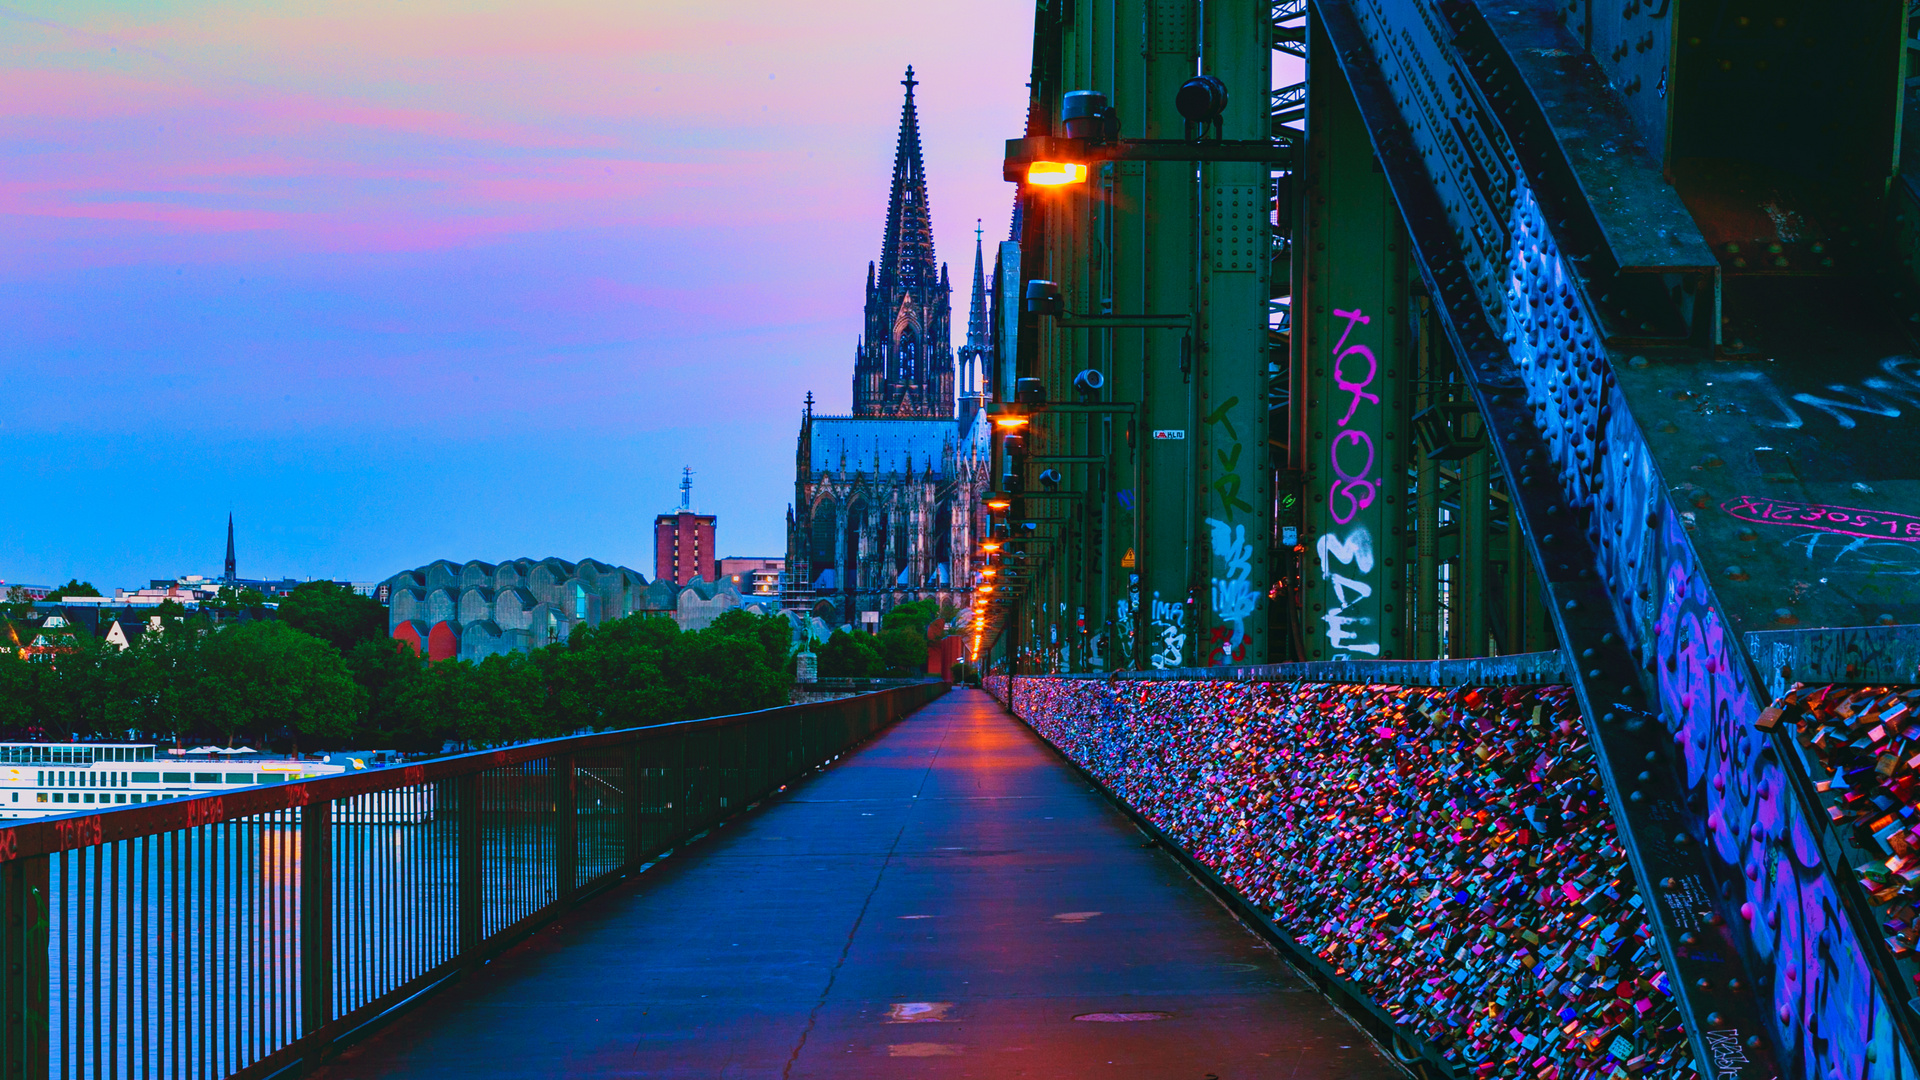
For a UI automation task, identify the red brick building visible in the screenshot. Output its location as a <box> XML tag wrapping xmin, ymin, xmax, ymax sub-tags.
<box><xmin>654</xmin><ymin>511</ymin><xmax>717</xmax><ymax>587</ymax></box>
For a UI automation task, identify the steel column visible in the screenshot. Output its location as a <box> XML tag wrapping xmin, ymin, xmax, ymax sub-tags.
<box><xmin>1196</xmin><ymin>0</ymin><xmax>1272</xmax><ymax>666</ymax></box>
<box><xmin>1461</xmin><ymin>419</ymin><xmax>1489</xmax><ymax>656</ymax></box>
<box><xmin>1299</xmin><ymin>14</ymin><xmax>1410</xmax><ymax>661</ymax></box>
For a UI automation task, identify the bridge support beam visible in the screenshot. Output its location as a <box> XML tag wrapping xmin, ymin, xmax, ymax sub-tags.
<box><xmin>1298</xmin><ymin>17</ymin><xmax>1408</xmax><ymax>662</ymax></box>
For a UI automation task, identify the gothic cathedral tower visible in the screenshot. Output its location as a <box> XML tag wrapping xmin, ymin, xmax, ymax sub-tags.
<box><xmin>853</xmin><ymin>67</ymin><xmax>955</xmax><ymax>419</ymax></box>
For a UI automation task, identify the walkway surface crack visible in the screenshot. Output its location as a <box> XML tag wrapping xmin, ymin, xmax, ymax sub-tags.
<box><xmin>778</xmin><ymin>712</ymin><xmax>954</xmax><ymax>1078</ymax></box>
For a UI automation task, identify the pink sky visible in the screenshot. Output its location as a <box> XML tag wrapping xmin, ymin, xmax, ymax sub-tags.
<box><xmin>0</xmin><ymin>0</ymin><xmax>1035</xmax><ymax>587</ymax></box>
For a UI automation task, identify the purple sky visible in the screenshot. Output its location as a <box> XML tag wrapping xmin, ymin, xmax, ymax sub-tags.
<box><xmin>0</xmin><ymin>0</ymin><xmax>1033</xmax><ymax>590</ymax></box>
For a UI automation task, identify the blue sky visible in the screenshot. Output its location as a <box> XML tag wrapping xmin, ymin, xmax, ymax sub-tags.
<box><xmin>1</xmin><ymin>0</ymin><xmax>1032</xmax><ymax>589</ymax></box>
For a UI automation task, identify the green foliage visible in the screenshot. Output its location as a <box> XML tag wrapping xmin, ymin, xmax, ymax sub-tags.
<box><xmin>0</xmin><ymin>606</ymin><xmax>797</xmax><ymax>752</ymax></box>
<box><xmin>3</xmin><ymin>586</ymin><xmax>34</xmax><ymax>620</ymax></box>
<box><xmin>276</xmin><ymin>581</ymin><xmax>387</xmax><ymax>652</ymax></box>
<box><xmin>875</xmin><ymin>627</ymin><xmax>930</xmax><ymax>675</ymax></box>
<box><xmin>880</xmin><ymin>599</ymin><xmax>940</xmax><ymax>636</ymax></box>
<box><xmin>209</xmin><ymin>585</ymin><xmax>268</xmax><ymax>614</ymax></box>
<box><xmin>194</xmin><ymin>622</ymin><xmax>362</xmax><ymax>744</ymax></box>
<box><xmin>344</xmin><ymin>639</ymin><xmax>431</xmax><ymax>749</ymax></box>
<box><xmin>816</xmin><ymin>620</ymin><xmax>928</xmax><ymax>678</ymax></box>
<box><xmin>816</xmin><ymin>629</ymin><xmax>881</xmax><ymax>678</ymax></box>
<box><xmin>44</xmin><ymin>579</ymin><xmax>100</xmax><ymax>602</ymax></box>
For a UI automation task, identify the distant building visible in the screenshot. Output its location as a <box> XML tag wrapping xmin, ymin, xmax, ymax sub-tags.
<box><xmin>379</xmin><ymin>557</ymin><xmax>653</xmax><ymax>662</ymax></box>
<box><xmin>0</xmin><ymin>583</ymin><xmax>52</xmax><ymax>601</ymax></box>
<box><xmin>653</xmin><ymin>468</ymin><xmax>717</xmax><ymax>587</ymax></box>
<box><xmin>671</xmin><ymin>577</ymin><xmax>781</xmax><ymax>632</ymax></box>
<box><xmin>717</xmin><ymin>557</ymin><xmax>784</xmax><ymax>598</ymax></box>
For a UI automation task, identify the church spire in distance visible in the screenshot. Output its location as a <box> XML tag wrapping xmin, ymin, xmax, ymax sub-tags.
<box><xmin>224</xmin><ymin>514</ymin><xmax>236</xmax><ymax>582</ymax></box>
<box><xmin>854</xmin><ymin>65</ymin><xmax>954</xmax><ymax>419</ymax></box>
<box><xmin>877</xmin><ymin>66</ymin><xmax>936</xmax><ymax>293</ymax></box>
<box><xmin>961</xmin><ymin>219</ymin><xmax>991</xmax><ymax>395</ymax></box>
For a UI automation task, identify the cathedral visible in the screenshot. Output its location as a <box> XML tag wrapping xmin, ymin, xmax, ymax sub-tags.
<box><xmin>786</xmin><ymin>67</ymin><xmax>992</xmax><ymax>628</ymax></box>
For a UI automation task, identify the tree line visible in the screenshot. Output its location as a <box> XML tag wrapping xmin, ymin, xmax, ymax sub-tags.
<box><xmin>0</xmin><ymin>582</ymin><xmax>801</xmax><ymax>752</ymax></box>
<box><xmin>811</xmin><ymin>599</ymin><xmax>951</xmax><ymax>678</ymax></box>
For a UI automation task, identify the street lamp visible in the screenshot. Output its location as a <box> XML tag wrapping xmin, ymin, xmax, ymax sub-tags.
<box><xmin>1026</xmin><ymin>161</ymin><xmax>1087</xmax><ymax>186</ymax></box>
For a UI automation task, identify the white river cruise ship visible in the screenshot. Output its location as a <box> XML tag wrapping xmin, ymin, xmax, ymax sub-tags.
<box><xmin>0</xmin><ymin>743</ymin><xmax>352</xmax><ymax>820</ymax></box>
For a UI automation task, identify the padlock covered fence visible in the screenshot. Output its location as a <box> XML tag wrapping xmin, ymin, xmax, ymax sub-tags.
<box><xmin>987</xmin><ymin>672</ymin><xmax>1920</xmax><ymax>1080</ymax></box>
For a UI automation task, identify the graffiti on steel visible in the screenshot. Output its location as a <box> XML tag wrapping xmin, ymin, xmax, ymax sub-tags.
<box><xmin>1502</xmin><ymin>179</ymin><xmax>1917</xmax><ymax>1080</ymax></box>
<box><xmin>1720</xmin><ymin>497</ymin><xmax>1920</xmax><ymax>544</ymax></box>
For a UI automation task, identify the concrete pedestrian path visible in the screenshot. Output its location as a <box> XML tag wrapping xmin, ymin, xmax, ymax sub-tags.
<box><xmin>320</xmin><ymin>688</ymin><xmax>1398</xmax><ymax>1079</ymax></box>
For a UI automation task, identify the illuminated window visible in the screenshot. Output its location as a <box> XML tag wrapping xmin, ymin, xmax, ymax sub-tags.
<box><xmin>575</xmin><ymin>584</ymin><xmax>587</xmax><ymax>618</ymax></box>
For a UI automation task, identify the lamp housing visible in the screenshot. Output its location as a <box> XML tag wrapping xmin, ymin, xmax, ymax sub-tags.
<box><xmin>1175</xmin><ymin>76</ymin><xmax>1230</xmax><ymax>124</ymax></box>
<box><xmin>1072</xmin><ymin>368</ymin><xmax>1105</xmax><ymax>401</ymax></box>
<box><xmin>1061</xmin><ymin>90</ymin><xmax>1114</xmax><ymax>140</ymax></box>
<box><xmin>1025</xmin><ymin>280</ymin><xmax>1064</xmax><ymax>315</ymax></box>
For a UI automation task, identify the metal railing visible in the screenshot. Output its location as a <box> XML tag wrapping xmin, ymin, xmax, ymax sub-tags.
<box><xmin>0</xmin><ymin>683</ymin><xmax>947</xmax><ymax>1080</ymax></box>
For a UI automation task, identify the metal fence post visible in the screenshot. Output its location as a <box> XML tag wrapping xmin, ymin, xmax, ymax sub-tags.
<box><xmin>553</xmin><ymin>755</ymin><xmax>577</xmax><ymax>905</ymax></box>
<box><xmin>1</xmin><ymin>856</ymin><xmax>47</xmax><ymax>1080</ymax></box>
<box><xmin>623</xmin><ymin>739</ymin><xmax>643</xmax><ymax>873</ymax></box>
<box><xmin>457</xmin><ymin>773</ymin><xmax>481</xmax><ymax>958</ymax></box>
<box><xmin>299</xmin><ymin>799</ymin><xmax>334</xmax><ymax>1064</ymax></box>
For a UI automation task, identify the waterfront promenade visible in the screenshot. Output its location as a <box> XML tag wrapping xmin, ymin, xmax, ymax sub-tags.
<box><xmin>317</xmin><ymin>688</ymin><xmax>1396</xmax><ymax>1078</ymax></box>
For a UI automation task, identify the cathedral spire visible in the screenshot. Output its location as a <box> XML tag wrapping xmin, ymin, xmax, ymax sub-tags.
<box><xmin>961</xmin><ymin>219</ymin><xmax>990</xmax><ymax>394</ymax></box>
<box><xmin>224</xmin><ymin>513</ymin><xmax>236</xmax><ymax>582</ymax></box>
<box><xmin>877</xmin><ymin>66</ymin><xmax>936</xmax><ymax>293</ymax></box>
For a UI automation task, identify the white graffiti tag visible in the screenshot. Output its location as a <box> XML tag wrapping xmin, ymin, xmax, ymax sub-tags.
<box><xmin>1149</xmin><ymin>593</ymin><xmax>1186</xmax><ymax>669</ymax></box>
<box><xmin>1207</xmin><ymin>517</ymin><xmax>1256</xmax><ymax>662</ymax></box>
<box><xmin>1316</xmin><ymin>526</ymin><xmax>1381</xmax><ymax>656</ymax></box>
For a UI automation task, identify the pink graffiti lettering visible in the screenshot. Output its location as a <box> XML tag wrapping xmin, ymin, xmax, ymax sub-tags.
<box><xmin>1720</xmin><ymin>496</ymin><xmax>1920</xmax><ymax>543</ymax></box>
<box><xmin>1332</xmin><ymin>345</ymin><xmax>1380</xmax><ymax>426</ymax></box>
<box><xmin>1329</xmin><ymin>429</ymin><xmax>1378</xmax><ymax>525</ymax></box>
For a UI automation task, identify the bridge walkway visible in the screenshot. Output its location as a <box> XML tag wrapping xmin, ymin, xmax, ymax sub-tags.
<box><xmin>316</xmin><ymin>688</ymin><xmax>1396</xmax><ymax>1079</ymax></box>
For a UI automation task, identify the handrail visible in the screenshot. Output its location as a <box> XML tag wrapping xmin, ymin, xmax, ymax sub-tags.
<box><xmin>0</xmin><ymin>693</ymin><xmax>899</xmax><ymax>864</ymax></box>
<box><xmin>0</xmin><ymin>682</ymin><xmax>948</xmax><ymax>1080</ymax></box>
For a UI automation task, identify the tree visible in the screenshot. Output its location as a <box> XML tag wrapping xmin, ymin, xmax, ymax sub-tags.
<box><xmin>194</xmin><ymin>622</ymin><xmax>362</xmax><ymax>746</ymax></box>
<box><xmin>344</xmin><ymin>638</ymin><xmax>431</xmax><ymax>749</ymax></box>
<box><xmin>557</xmin><ymin>614</ymin><xmax>681</xmax><ymax>731</ymax></box>
<box><xmin>0</xmin><ymin>652</ymin><xmax>44</xmax><ymax>734</ymax></box>
<box><xmin>3</xmin><ymin>586</ymin><xmax>35</xmax><ymax>620</ymax></box>
<box><xmin>209</xmin><ymin>585</ymin><xmax>268</xmax><ymax>615</ymax></box>
<box><xmin>881</xmin><ymin>599</ymin><xmax>941</xmax><ymax>636</ymax></box>
<box><xmin>875</xmin><ymin>627</ymin><xmax>930</xmax><ymax>675</ymax></box>
<box><xmin>817</xmin><ymin>629</ymin><xmax>881</xmax><ymax>678</ymax></box>
<box><xmin>43</xmin><ymin>579</ymin><xmax>100</xmax><ymax>603</ymax></box>
<box><xmin>677</xmin><ymin>609</ymin><xmax>794</xmax><ymax>716</ymax></box>
<box><xmin>277</xmin><ymin>581</ymin><xmax>387</xmax><ymax>653</ymax></box>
